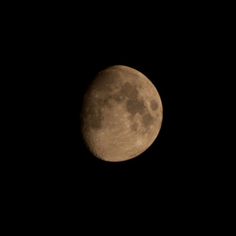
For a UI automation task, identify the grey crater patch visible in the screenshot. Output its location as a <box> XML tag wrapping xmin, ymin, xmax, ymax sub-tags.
<box><xmin>115</xmin><ymin>82</ymin><xmax>145</xmax><ymax>116</ymax></box>
<box><xmin>112</xmin><ymin>93</ymin><xmax>126</xmax><ymax>103</ymax></box>
<box><xmin>93</xmin><ymin>72</ymin><xmax>120</xmax><ymax>92</ymax></box>
<box><xmin>130</xmin><ymin>122</ymin><xmax>138</xmax><ymax>132</ymax></box>
<box><xmin>83</xmin><ymin>75</ymin><xmax>158</xmax><ymax>134</ymax></box>
<box><xmin>142</xmin><ymin>113</ymin><xmax>154</xmax><ymax>128</ymax></box>
<box><xmin>126</xmin><ymin>99</ymin><xmax>145</xmax><ymax>116</ymax></box>
<box><xmin>119</xmin><ymin>82</ymin><xmax>138</xmax><ymax>99</ymax></box>
<box><xmin>150</xmin><ymin>99</ymin><xmax>159</xmax><ymax>110</ymax></box>
<box><xmin>82</xmin><ymin>98</ymin><xmax>104</xmax><ymax>130</ymax></box>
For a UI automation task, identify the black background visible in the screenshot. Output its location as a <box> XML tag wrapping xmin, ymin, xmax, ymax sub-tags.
<box><xmin>5</xmin><ymin>2</ymin><xmax>230</xmax><ymax>230</ymax></box>
<box><xmin>36</xmin><ymin>15</ymin><xmax>212</xmax><ymax>210</ymax></box>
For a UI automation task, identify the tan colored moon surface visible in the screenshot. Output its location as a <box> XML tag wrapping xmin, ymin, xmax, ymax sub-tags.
<box><xmin>81</xmin><ymin>65</ymin><xmax>163</xmax><ymax>162</ymax></box>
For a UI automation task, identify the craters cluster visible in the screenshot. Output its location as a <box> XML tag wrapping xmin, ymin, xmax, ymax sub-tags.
<box><xmin>92</xmin><ymin>71</ymin><xmax>119</xmax><ymax>93</ymax></box>
<box><xmin>126</xmin><ymin>99</ymin><xmax>145</xmax><ymax>116</ymax></box>
<box><xmin>82</xmin><ymin>97</ymin><xmax>104</xmax><ymax>130</ymax></box>
<box><xmin>83</xmin><ymin>80</ymin><xmax>158</xmax><ymax>132</ymax></box>
<box><xmin>130</xmin><ymin>122</ymin><xmax>138</xmax><ymax>132</ymax></box>
<box><xmin>150</xmin><ymin>99</ymin><xmax>158</xmax><ymax>111</ymax></box>
<box><xmin>142</xmin><ymin>113</ymin><xmax>154</xmax><ymax>127</ymax></box>
<box><xmin>112</xmin><ymin>82</ymin><xmax>155</xmax><ymax>130</ymax></box>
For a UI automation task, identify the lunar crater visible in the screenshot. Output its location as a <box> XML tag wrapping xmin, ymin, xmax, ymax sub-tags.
<box><xmin>142</xmin><ymin>113</ymin><xmax>154</xmax><ymax>128</ymax></box>
<box><xmin>84</xmin><ymin>107</ymin><xmax>102</xmax><ymax>130</ymax></box>
<box><xmin>150</xmin><ymin>99</ymin><xmax>159</xmax><ymax>110</ymax></box>
<box><xmin>130</xmin><ymin>122</ymin><xmax>138</xmax><ymax>132</ymax></box>
<box><xmin>112</xmin><ymin>93</ymin><xmax>125</xmax><ymax>102</ymax></box>
<box><xmin>119</xmin><ymin>82</ymin><xmax>139</xmax><ymax>99</ymax></box>
<box><xmin>126</xmin><ymin>99</ymin><xmax>145</xmax><ymax>116</ymax></box>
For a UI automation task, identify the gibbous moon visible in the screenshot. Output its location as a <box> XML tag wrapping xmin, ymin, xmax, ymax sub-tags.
<box><xmin>81</xmin><ymin>65</ymin><xmax>163</xmax><ymax>162</ymax></box>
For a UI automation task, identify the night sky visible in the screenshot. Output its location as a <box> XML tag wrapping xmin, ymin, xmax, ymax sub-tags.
<box><xmin>7</xmin><ymin>4</ymin><xmax>227</xmax><ymax>229</ymax></box>
<box><xmin>40</xmin><ymin>18</ymin><xmax>212</xmax><ymax>204</ymax></box>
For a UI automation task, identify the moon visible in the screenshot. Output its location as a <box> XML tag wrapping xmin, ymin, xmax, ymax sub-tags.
<box><xmin>81</xmin><ymin>65</ymin><xmax>163</xmax><ymax>162</ymax></box>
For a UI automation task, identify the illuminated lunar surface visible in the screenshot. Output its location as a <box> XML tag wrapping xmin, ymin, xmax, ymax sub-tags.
<box><xmin>81</xmin><ymin>65</ymin><xmax>163</xmax><ymax>162</ymax></box>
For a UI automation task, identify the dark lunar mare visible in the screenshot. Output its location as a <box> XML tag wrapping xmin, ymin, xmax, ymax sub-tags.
<box><xmin>111</xmin><ymin>82</ymin><xmax>155</xmax><ymax>130</ymax></box>
<box><xmin>82</xmin><ymin>77</ymin><xmax>156</xmax><ymax>133</ymax></box>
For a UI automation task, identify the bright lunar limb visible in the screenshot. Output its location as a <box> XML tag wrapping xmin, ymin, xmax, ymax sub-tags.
<box><xmin>81</xmin><ymin>65</ymin><xmax>163</xmax><ymax>162</ymax></box>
